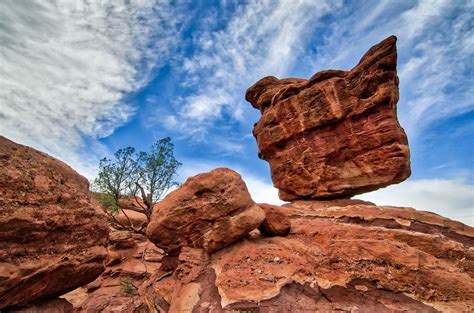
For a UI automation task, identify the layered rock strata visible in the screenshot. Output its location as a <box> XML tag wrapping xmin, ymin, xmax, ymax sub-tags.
<box><xmin>246</xmin><ymin>36</ymin><xmax>410</xmax><ymax>200</ymax></box>
<box><xmin>140</xmin><ymin>200</ymin><xmax>474</xmax><ymax>312</ymax></box>
<box><xmin>146</xmin><ymin>168</ymin><xmax>265</xmax><ymax>255</ymax></box>
<box><xmin>63</xmin><ymin>228</ymin><xmax>163</xmax><ymax>312</ymax></box>
<box><xmin>0</xmin><ymin>136</ymin><xmax>109</xmax><ymax>309</ymax></box>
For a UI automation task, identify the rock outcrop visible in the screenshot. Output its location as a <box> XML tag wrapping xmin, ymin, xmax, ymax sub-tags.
<box><xmin>139</xmin><ymin>200</ymin><xmax>474</xmax><ymax>312</ymax></box>
<box><xmin>14</xmin><ymin>298</ymin><xmax>74</xmax><ymax>313</ymax></box>
<box><xmin>146</xmin><ymin>168</ymin><xmax>265</xmax><ymax>255</ymax></box>
<box><xmin>63</xmin><ymin>228</ymin><xmax>163</xmax><ymax>312</ymax></box>
<box><xmin>0</xmin><ymin>136</ymin><xmax>109</xmax><ymax>309</ymax></box>
<box><xmin>246</xmin><ymin>36</ymin><xmax>410</xmax><ymax>201</ymax></box>
<box><xmin>258</xmin><ymin>203</ymin><xmax>291</xmax><ymax>236</ymax></box>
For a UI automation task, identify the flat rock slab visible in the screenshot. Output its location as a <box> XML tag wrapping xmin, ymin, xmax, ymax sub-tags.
<box><xmin>246</xmin><ymin>36</ymin><xmax>410</xmax><ymax>200</ymax></box>
<box><xmin>0</xmin><ymin>136</ymin><xmax>109</xmax><ymax>309</ymax></box>
<box><xmin>146</xmin><ymin>167</ymin><xmax>265</xmax><ymax>255</ymax></box>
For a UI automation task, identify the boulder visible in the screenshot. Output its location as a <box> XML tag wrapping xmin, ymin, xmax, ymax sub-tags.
<box><xmin>146</xmin><ymin>167</ymin><xmax>265</xmax><ymax>255</ymax></box>
<box><xmin>115</xmin><ymin>209</ymin><xmax>147</xmax><ymax>231</ymax></box>
<box><xmin>246</xmin><ymin>36</ymin><xmax>410</xmax><ymax>200</ymax></box>
<box><xmin>258</xmin><ymin>203</ymin><xmax>291</xmax><ymax>236</ymax></box>
<box><xmin>0</xmin><ymin>136</ymin><xmax>109</xmax><ymax>309</ymax></box>
<box><xmin>139</xmin><ymin>200</ymin><xmax>474</xmax><ymax>312</ymax></box>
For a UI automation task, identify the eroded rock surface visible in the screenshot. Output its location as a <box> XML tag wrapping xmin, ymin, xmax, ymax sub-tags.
<box><xmin>146</xmin><ymin>167</ymin><xmax>265</xmax><ymax>255</ymax></box>
<box><xmin>63</xmin><ymin>228</ymin><xmax>163</xmax><ymax>312</ymax></box>
<box><xmin>258</xmin><ymin>203</ymin><xmax>291</xmax><ymax>237</ymax></box>
<box><xmin>140</xmin><ymin>200</ymin><xmax>474</xmax><ymax>312</ymax></box>
<box><xmin>0</xmin><ymin>136</ymin><xmax>109</xmax><ymax>309</ymax></box>
<box><xmin>246</xmin><ymin>36</ymin><xmax>411</xmax><ymax>200</ymax></box>
<box><xmin>14</xmin><ymin>298</ymin><xmax>73</xmax><ymax>313</ymax></box>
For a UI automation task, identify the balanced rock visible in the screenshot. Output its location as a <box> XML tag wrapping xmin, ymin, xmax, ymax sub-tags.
<box><xmin>140</xmin><ymin>200</ymin><xmax>474</xmax><ymax>312</ymax></box>
<box><xmin>146</xmin><ymin>168</ymin><xmax>265</xmax><ymax>255</ymax></box>
<box><xmin>258</xmin><ymin>203</ymin><xmax>291</xmax><ymax>236</ymax></box>
<box><xmin>246</xmin><ymin>36</ymin><xmax>410</xmax><ymax>200</ymax></box>
<box><xmin>0</xmin><ymin>136</ymin><xmax>109</xmax><ymax>309</ymax></box>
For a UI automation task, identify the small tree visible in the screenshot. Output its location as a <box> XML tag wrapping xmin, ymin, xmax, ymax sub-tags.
<box><xmin>93</xmin><ymin>137</ymin><xmax>181</xmax><ymax>233</ymax></box>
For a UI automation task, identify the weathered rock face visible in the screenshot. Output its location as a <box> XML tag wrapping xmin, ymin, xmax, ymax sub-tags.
<box><xmin>115</xmin><ymin>209</ymin><xmax>147</xmax><ymax>231</ymax></box>
<box><xmin>0</xmin><ymin>136</ymin><xmax>109</xmax><ymax>309</ymax></box>
<box><xmin>146</xmin><ymin>168</ymin><xmax>265</xmax><ymax>255</ymax></box>
<box><xmin>258</xmin><ymin>203</ymin><xmax>291</xmax><ymax>236</ymax></box>
<box><xmin>246</xmin><ymin>36</ymin><xmax>411</xmax><ymax>201</ymax></box>
<box><xmin>63</xmin><ymin>228</ymin><xmax>163</xmax><ymax>312</ymax></box>
<box><xmin>139</xmin><ymin>200</ymin><xmax>474</xmax><ymax>312</ymax></box>
<box><xmin>14</xmin><ymin>298</ymin><xmax>73</xmax><ymax>313</ymax></box>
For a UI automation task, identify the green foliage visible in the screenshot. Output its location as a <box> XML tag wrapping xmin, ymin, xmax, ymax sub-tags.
<box><xmin>96</xmin><ymin>193</ymin><xmax>120</xmax><ymax>215</ymax></box>
<box><xmin>120</xmin><ymin>277</ymin><xmax>136</xmax><ymax>294</ymax></box>
<box><xmin>93</xmin><ymin>137</ymin><xmax>181</xmax><ymax>226</ymax></box>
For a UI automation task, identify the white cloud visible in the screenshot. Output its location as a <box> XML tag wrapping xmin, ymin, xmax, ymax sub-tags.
<box><xmin>359</xmin><ymin>179</ymin><xmax>474</xmax><ymax>226</ymax></box>
<box><xmin>243</xmin><ymin>175</ymin><xmax>283</xmax><ymax>205</ymax></box>
<box><xmin>165</xmin><ymin>0</ymin><xmax>339</xmax><ymax>137</ymax></box>
<box><xmin>0</xmin><ymin>0</ymin><xmax>184</xmax><ymax>176</ymax></box>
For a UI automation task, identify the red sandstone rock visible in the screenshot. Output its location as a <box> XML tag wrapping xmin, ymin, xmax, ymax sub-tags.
<box><xmin>258</xmin><ymin>203</ymin><xmax>291</xmax><ymax>236</ymax></box>
<box><xmin>14</xmin><ymin>298</ymin><xmax>73</xmax><ymax>313</ymax></box>
<box><xmin>115</xmin><ymin>209</ymin><xmax>147</xmax><ymax>231</ymax></box>
<box><xmin>0</xmin><ymin>136</ymin><xmax>109</xmax><ymax>309</ymax></box>
<box><xmin>63</xmin><ymin>228</ymin><xmax>163</xmax><ymax>312</ymax></box>
<box><xmin>146</xmin><ymin>168</ymin><xmax>265</xmax><ymax>255</ymax></box>
<box><xmin>246</xmin><ymin>36</ymin><xmax>411</xmax><ymax>201</ymax></box>
<box><xmin>139</xmin><ymin>200</ymin><xmax>474</xmax><ymax>312</ymax></box>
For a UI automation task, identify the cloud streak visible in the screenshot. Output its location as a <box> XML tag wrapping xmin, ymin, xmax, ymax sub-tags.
<box><xmin>165</xmin><ymin>0</ymin><xmax>339</xmax><ymax>138</ymax></box>
<box><xmin>0</xmin><ymin>0</ymin><xmax>184</xmax><ymax>176</ymax></box>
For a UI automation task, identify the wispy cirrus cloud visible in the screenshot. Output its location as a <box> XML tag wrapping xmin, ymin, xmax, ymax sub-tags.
<box><xmin>164</xmin><ymin>0</ymin><xmax>340</xmax><ymax>139</ymax></box>
<box><xmin>0</xmin><ymin>0</ymin><xmax>184</xmax><ymax>177</ymax></box>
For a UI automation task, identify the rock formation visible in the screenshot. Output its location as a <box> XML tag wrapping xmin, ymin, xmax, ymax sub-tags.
<box><xmin>3</xmin><ymin>36</ymin><xmax>473</xmax><ymax>312</ymax></box>
<box><xmin>257</xmin><ymin>203</ymin><xmax>291</xmax><ymax>236</ymax></box>
<box><xmin>146</xmin><ymin>168</ymin><xmax>265</xmax><ymax>255</ymax></box>
<box><xmin>139</xmin><ymin>200</ymin><xmax>474</xmax><ymax>312</ymax></box>
<box><xmin>0</xmin><ymin>136</ymin><xmax>109</xmax><ymax>309</ymax></box>
<box><xmin>63</xmin><ymin>228</ymin><xmax>163</xmax><ymax>312</ymax></box>
<box><xmin>246</xmin><ymin>35</ymin><xmax>411</xmax><ymax>200</ymax></box>
<box><xmin>14</xmin><ymin>298</ymin><xmax>74</xmax><ymax>312</ymax></box>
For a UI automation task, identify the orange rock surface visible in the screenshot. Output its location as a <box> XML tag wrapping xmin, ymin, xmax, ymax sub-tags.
<box><xmin>63</xmin><ymin>228</ymin><xmax>163</xmax><ymax>312</ymax></box>
<box><xmin>146</xmin><ymin>168</ymin><xmax>265</xmax><ymax>255</ymax></box>
<box><xmin>0</xmin><ymin>136</ymin><xmax>109</xmax><ymax>309</ymax></box>
<box><xmin>258</xmin><ymin>203</ymin><xmax>291</xmax><ymax>237</ymax></box>
<box><xmin>246</xmin><ymin>36</ymin><xmax>411</xmax><ymax>200</ymax></box>
<box><xmin>140</xmin><ymin>200</ymin><xmax>474</xmax><ymax>312</ymax></box>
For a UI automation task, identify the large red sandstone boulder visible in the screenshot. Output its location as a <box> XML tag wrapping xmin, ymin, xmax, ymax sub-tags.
<box><xmin>246</xmin><ymin>36</ymin><xmax>410</xmax><ymax>201</ymax></box>
<box><xmin>146</xmin><ymin>168</ymin><xmax>265</xmax><ymax>255</ymax></box>
<box><xmin>139</xmin><ymin>200</ymin><xmax>474</xmax><ymax>312</ymax></box>
<box><xmin>0</xmin><ymin>136</ymin><xmax>109</xmax><ymax>309</ymax></box>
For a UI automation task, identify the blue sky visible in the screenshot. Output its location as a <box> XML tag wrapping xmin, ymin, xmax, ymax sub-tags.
<box><xmin>1</xmin><ymin>0</ymin><xmax>473</xmax><ymax>225</ymax></box>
